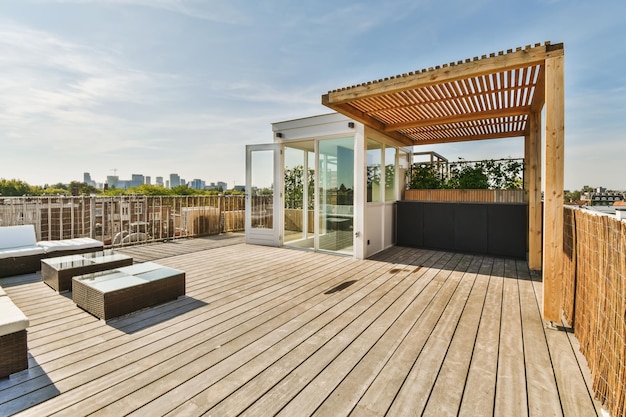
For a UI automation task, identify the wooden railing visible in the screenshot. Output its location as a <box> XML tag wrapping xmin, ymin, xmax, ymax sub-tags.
<box><xmin>0</xmin><ymin>195</ymin><xmax>245</xmax><ymax>247</ymax></box>
<box><xmin>562</xmin><ymin>206</ymin><xmax>625</xmax><ymax>417</ymax></box>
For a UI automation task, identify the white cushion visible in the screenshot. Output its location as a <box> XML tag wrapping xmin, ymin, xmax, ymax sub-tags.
<box><xmin>0</xmin><ymin>245</ymin><xmax>45</xmax><ymax>259</ymax></box>
<box><xmin>0</xmin><ymin>296</ymin><xmax>29</xmax><ymax>336</ymax></box>
<box><xmin>38</xmin><ymin>238</ymin><xmax>103</xmax><ymax>253</ymax></box>
<box><xmin>0</xmin><ymin>225</ymin><xmax>37</xmax><ymax>250</ymax></box>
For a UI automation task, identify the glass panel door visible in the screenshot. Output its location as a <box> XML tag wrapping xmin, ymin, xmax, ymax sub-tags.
<box><xmin>245</xmin><ymin>144</ymin><xmax>281</xmax><ymax>246</ymax></box>
<box><xmin>318</xmin><ymin>137</ymin><xmax>354</xmax><ymax>255</ymax></box>
<box><xmin>284</xmin><ymin>142</ymin><xmax>315</xmax><ymax>249</ymax></box>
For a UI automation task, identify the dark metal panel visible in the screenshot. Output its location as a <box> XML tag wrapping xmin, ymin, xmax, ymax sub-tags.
<box><xmin>488</xmin><ymin>204</ymin><xmax>528</xmax><ymax>258</ymax></box>
<box><xmin>455</xmin><ymin>203</ymin><xmax>488</xmax><ymax>254</ymax></box>
<box><xmin>423</xmin><ymin>203</ymin><xmax>455</xmax><ymax>250</ymax></box>
<box><xmin>396</xmin><ymin>201</ymin><xmax>423</xmax><ymax>246</ymax></box>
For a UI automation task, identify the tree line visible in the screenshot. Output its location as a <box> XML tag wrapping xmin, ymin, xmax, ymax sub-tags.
<box><xmin>0</xmin><ymin>178</ymin><xmax>244</xmax><ymax>197</ymax></box>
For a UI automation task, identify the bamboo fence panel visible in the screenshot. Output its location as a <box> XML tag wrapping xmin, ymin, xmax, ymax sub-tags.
<box><xmin>562</xmin><ymin>207</ymin><xmax>626</xmax><ymax>417</ymax></box>
<box><xmin>405</xmin><ymin>189</ymin><xmax>526</xmax><ymax>203</ymax></box>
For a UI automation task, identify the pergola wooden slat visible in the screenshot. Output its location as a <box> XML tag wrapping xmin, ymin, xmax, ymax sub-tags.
<box><xmin>322</xmin><ymin>41</ymin><xmax>565</xmax><ymax>322</ymax></box>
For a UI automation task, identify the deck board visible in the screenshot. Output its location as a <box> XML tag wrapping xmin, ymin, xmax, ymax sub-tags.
<box><xmin>495</xmin><ymin>258</ymin><xmax>528</xmax><ymax>417</ymax></box>
<box><xmin>0</xmin><ymin>239</ymin><xmax>602</xmax><ymax>417</ymax></box>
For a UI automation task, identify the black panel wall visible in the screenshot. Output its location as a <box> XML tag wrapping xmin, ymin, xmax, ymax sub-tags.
<box><xmin>395</xmin><ymin>202</ymin><xmax>423</xmax><ymax>247</ymax></box>
<box><xmin>423</xmin><ymin>203</ymin><xmax>455</xmax><ymax>250</ymax></box>
<box><xmin>396</xmin><ymin>201</ymin><xmax>527</xmax><ymax>258</ymax></box>
<box><xmin>455</xmin><ymin>203</ymin><xmax>488</xmax><ymax>254</ymax></box>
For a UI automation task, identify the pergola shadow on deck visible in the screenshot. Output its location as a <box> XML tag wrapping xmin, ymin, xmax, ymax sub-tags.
<box><xmin>0</xmin><ymin>242</ymin><xmax>599</xmax><ymax>416</ymax></box>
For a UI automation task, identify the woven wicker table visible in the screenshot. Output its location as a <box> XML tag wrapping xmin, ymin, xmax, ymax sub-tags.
<box><xmin>72</xmin><ymin>262</ymin><xmax>185</xmax><ymax>320</ymax></box>
<box><xmin>42</xmin><ymin>250</ymin><xmax>133</xmax><ymax>292</ymax></box>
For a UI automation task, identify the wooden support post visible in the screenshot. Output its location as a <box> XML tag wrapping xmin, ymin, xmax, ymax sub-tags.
<box><xmin>542</xmin><ymin>55</ymin><xmax>565</xmax><ymax>322</ymax></box>
<box><xmin>527</xmin><ymin>112</ymin><xmax>542</xmax><ymax>271</ymax></box>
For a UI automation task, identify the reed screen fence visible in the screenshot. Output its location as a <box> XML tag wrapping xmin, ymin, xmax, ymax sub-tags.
<box><xmin>562</xmin><ymin>206</ymin><xmax>625</xmax><ymax>417</ymax></box>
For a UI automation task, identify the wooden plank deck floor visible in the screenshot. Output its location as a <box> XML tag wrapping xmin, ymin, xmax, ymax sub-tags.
<box><xmin>0</xmin><ymin>240</ymin><xmax>602</xmax><ymax>416</ymax></box>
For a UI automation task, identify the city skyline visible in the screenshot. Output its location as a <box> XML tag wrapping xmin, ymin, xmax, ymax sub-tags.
<box><xmin>1</xmin><ymin>1</ymin><xmax>625</xmax><ymax>190</ymax></box>
<box><xmin>83</xmin><ymin>171</ymin><xmax>230</xmax><ymax>191</ymax></box>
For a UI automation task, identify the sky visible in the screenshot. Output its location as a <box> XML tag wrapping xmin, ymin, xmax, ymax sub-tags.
<box><xmin>1</xmin><ymin>0</ymin><xmax>625</xmax><ymax>191</ymax></box>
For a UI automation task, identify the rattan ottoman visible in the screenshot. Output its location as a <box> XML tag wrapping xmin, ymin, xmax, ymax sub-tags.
<box><xmin>0</xmin><ymin>295</ymin><xmax>29</xmax><ymax>378</ymax></box>
<box><xmin>0</xmin><ymin>330</ymin><xmax>27</xmax><ymax>379</ymax></box>
<box><xmin>42</xmin><ymin>250</ymin><xmax>133</xmax><ymax>292</ymax></box>
<box><xmin>72</xmin><ymin>262</ymin><xmax>185</xmax><ymax>320</ymax></box>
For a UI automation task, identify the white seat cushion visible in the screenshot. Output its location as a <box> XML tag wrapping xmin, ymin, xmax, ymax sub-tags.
<box><xmin>0</xmin><ymin>296</ymin><xmax>29</xmax><ymax>336</ymax></box>
<box><xmin>0</xmin><ymin>225</ymin><xmax>37</xmax><ymax>250</ymax></box>
<box><xmin>38</xmin><ymin>238</ymin><xmax>103</xmax><ymax>253</ymax></box>
<box><xmin>0</xmin><ymin>245</ymin><xmax>45</xmax><ymax>259</ymax></box>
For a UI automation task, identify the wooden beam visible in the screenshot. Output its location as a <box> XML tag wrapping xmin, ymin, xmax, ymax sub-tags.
<box><xmin>530</xmin><ymin>65</ymin><xmax>546</xmax><ymax>113</ymax></box>
<box><xmin>542</xmin><ymin>54</ymin><xmax>565</xmax><ymax>322</ymax></box>
<box><xmin>321</xmin><ymin>96</ymin><xmax>414</xmax><ymax>146</ymax></box>
<box><xmin>411</xmin><ymin>130</ymin><xmax>525</xmax><ymax>146</ymax></box>
<box><xmin>527</xmin><ymin>112</ymin><xmax>542</xmax><ymax>271</ymax></box>
<box><xmin>326</xmin><ymin>44</ymin><xmax>564</xmax><ymax>105</ymax></box>
<box><xmin>386</xmin><ymin>107</ymin><xmax>531</xmax><ymax>132</ymax></box>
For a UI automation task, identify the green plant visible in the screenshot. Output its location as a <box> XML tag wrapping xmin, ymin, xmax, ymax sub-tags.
<box><xmin>447</xmin><ymin>163</ymin><xmax>489</xmax><ymax>189</ymax></box>
<box><xmin>408</xmin><ymin>164</ymin><xmax>442</xmax><ymax>189</ymax></box>
<box><xmin>284</xmin><ymin>165</ymin><xmax>315</xmax><ymax>209</ymax></box>
<box><xmin>407</xmin><ymin>158</ymin><xmax>523</xmax><ymax>190</ymax></box>
<box><xmin>483</xmin><ymin>159</ymin><xmax>523</xmax><ymax>189</ymax></box>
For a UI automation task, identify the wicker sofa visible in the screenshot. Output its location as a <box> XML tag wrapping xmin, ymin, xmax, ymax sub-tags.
<box><xmin>0</xmin><ymin>286</ymin><xmax>29</xmax><ymax>378</ymax></box>
<box><xmin>0</xmin><ymin>225</ymin><xmax>104</xmax><ymax>278</ymax></box>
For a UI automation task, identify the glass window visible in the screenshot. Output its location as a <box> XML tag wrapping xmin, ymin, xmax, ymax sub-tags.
<box><xmin>367</xmin><ymin>139</ymin><xmax>382</xmax><ymax>203</ymax></box>
<box><xmin>385</xmin><ymin>147</ymin><xmax>396</xmax><ymax>201</ymax></box>
<box><xmin>319</xmin><ymin>137</ymin><xmax>354</xmax><ymax>255</ymax></box>
<box><xmin>284</xmin><ymin>142</ymin><xmax>315</xmax><ymax>248</ymax></box>
<box><xmin>397</xmin><ymin>149</ymin><xmax>410</xmax><ymax>200</ymax></box>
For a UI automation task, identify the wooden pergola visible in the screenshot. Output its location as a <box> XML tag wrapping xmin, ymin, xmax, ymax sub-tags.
<box><xmin>322</xmin><ymin>41</ymin><xmax>565</xmax><ymax>321</ymax></box>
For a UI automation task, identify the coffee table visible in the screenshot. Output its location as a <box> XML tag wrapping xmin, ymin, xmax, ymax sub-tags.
<box><xmin>41</xmin><ymin>250</ymin><xmax>133</xmax><ymax>292</ymax></box>
<box><xmin>72</xmin><ymin>262</ymin><xmax>185</xmax><ymax>320</ymax></box>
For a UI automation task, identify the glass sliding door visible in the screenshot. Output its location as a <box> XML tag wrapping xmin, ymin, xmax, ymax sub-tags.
<box><xmin>318</xmin><ymin>137</ymin><xmax>354</xmax><ymax>255</ymax></box>
<box><xmin>284</xmin><ymin>142</ymin><xmax>315</xmax><ymax>249</ymax></box>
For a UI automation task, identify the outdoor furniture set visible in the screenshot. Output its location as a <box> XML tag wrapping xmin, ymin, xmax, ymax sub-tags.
<box><xmin>0</xmin><ymin>224</ymin><xmax>104</xmax><ymax>278</ymax></box>
<box><xmin>0</xmin><ymin>225</ymin><xmax>185</xmax><ymax>379</ymax></box>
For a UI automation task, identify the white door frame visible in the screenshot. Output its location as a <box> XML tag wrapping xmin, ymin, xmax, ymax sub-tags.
<box><xmin>245</xmin><ymin>144</ymin><xmax>283</xmax><ymax>246</ymax></box>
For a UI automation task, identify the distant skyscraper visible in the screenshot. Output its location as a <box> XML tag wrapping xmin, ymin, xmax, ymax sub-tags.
<box><xmin>189</xmin><ymin>179</ymin><xmax>206</xmax><ymax>190</ymax></box>
<box><xmin>156</xmin><ymin>176</ymin><xmax>164</xmax><ymax>187</ymax></box>
<box><xmin>106</xmin><ymin>175</ymin><xmax>119</xmax><ymax>189</ymax></box>
<box><xmin>84</xmin><ymin>172</ymin><xmax>91</xmax><ymax>183</ymax></box>
<box><xmin>145</xmin><ymin>176</ymin><xmax>151</xmax><ymax>185</ymax></box>
<box><xmin>130</xmin><ymin>174</ymin><xmax>145</xmax><ymax>188</ymax></box>
<box><xmin>170</xmin><ymin>173</ymin><xmax>180</xmax><ymax>188</ymax></box>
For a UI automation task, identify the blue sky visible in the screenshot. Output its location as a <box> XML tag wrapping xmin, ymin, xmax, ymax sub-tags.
<box><xmin>1</xmin><ymin>0</ymin><xmax>625</xmax><ymax>190</ymax></box>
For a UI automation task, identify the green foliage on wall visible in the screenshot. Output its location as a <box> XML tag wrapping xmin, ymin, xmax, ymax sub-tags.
<box><xmin>408</xmin><ymin>158</ymin><xmax>524</xmax><ymax>190</ymax></box>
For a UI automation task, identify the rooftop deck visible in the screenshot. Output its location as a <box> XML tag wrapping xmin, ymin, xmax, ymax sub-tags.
<box><xmin>0</xmin><ymin>235</ymin><xmax>601</xmax><ymax>416</ymax></box>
